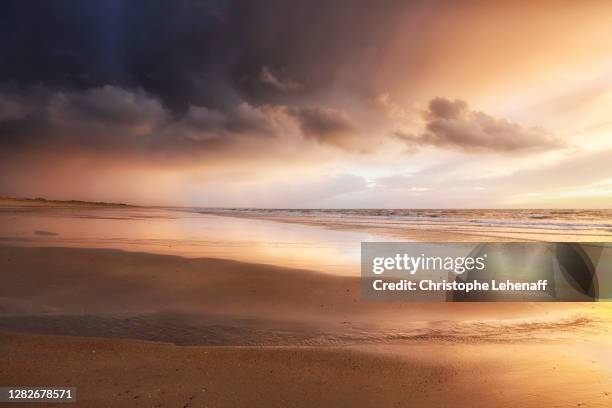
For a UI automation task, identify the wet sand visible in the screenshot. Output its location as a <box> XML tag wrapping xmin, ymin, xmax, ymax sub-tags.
<box><xmin>1</xmin><ymin>245</ymin><xmax>612</xmax><ymax>406</ymax></box>
<box><xmin>1</xmin><ymin>245</ymin><xmax>608</xmax><ymax>339</ymax></box>
<box><xmin>0</xmin><ymin>206</ymin><xmax>372</xmax><ymax>275</ymax></box>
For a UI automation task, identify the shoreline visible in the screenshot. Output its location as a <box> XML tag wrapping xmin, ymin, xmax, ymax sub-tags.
<box><xmin>190</xmin><ymin>208</ymin><xmax>612</xmax><ymax>242</ymax></box>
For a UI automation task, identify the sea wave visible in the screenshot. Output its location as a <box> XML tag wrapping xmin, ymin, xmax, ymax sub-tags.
<box><xmin>193</xmin><ymin>208</ymin><xmax>612</xmax><ymax>239</ymax></box>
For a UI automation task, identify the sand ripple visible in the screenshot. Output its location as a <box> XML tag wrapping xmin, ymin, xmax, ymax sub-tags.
<box><xmin>0</xmin><ymin>312</ymin><xmax>607</xmax><ymax>346</ymax></box>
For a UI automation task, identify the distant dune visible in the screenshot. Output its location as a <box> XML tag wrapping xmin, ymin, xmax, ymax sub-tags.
<box><xmin>0</xmin><ymin>196</ymin><xmax>133</xmax><ymax>207</ymax></box>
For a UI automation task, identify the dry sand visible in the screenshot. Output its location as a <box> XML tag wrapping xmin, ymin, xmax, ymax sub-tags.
<box><xmin>2</xmin><ymin>332</ymin><xmax>611</xmax><ymax>407</ymax></box>
<box><xmin>1</xmin><ymin>245</ymin><xmax>611</xmax><ymax>407</ymax></box>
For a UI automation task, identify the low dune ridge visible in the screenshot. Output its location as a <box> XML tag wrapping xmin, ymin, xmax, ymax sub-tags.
<box><xmin>0</xmin><ymin>196</ymin><xmax>133</xmax><ymax>208</ymax></box>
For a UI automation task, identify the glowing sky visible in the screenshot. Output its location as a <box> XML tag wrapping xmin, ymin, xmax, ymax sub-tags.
<box><xmin>2</xmin><ymin>1</ymin><xmax>612</xmax><ymax>208</ymax></box>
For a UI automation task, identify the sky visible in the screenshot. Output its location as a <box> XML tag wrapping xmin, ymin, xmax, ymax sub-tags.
<box><xmin>1</xmin><ymin>0</ymin><xmax>612</xmax><ymax>208</ymax></box>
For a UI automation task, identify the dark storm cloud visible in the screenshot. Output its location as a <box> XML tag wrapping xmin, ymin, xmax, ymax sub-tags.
<box><xmin>0</xmin><ymin>1</ymin><xmax>567</xmax><ymax>162</ymax></box>
<box><xmin>0</xmin><ymin>85</ymin><xmax>285</xmax><ymax>161</ymax></box>
<box><xmin>287</xmin><ymin>106</ymin><xmax>358</xmax><ymax>150</ymax></box>
<box><xmin>396</xmin><ymin>98</ymin><xmax>566</xmax><ymax>154</ymax></box>
<box><xmin>0</xmin><ymin>0</ymin><xmax>406</xmax><ymax>160</ymax></box>
<box><xmin>0</xmin><ymin>0</ymin><xmax>409</xmax><ymax>112</ymax></box>
<box><xmin>0</xmin><ymin>85</ymin><xmax>159</xmax><ymax>151</ymax></box>
<box><xmin>259</xmin><ymin>66</ymin><xmax>300</xmax><ymax>92</ymax></box>
<box><xmin>50</xmin><ymin>86</ymin><xmax>167</xmax><ymax>127</ymax></box>
<box><xmin>0</xmin><ymin>81</ymin><xmax>363</xmax><ymax>165</ymax></box>
<box><xmin>0</xmin><ymin>0</ymin><xmax>233</xmax><ymax>112</ymax></box>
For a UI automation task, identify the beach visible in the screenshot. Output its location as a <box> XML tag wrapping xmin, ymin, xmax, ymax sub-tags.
<box><xmin>1</xmin><ymin>204</ymin><xmax>612</xmax><ymax>407</ymax></box>
<box><xmin>3</xmin><ymin>331</ymin><xmax>612</xmax><ymax>408</ymax></box>
<box><xmin>5</xmin><ymin>2</ymin><xmax>612</xmax><ymax>406</ymax></box>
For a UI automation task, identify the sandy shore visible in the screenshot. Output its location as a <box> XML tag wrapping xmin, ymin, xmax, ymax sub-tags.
<box><xmin>1</xmin><ymin>245</ymin><xmax>611</xmax><ymax>407</ymax></box>
<box><xmin>1</xmin><ymin>245</ymin><xmax>605</xmax><ymax>337</ymax></box>
<box><xmin>2</xmin><ymin>331</ymin><xmax>611</xmax><ymax>407</ymax></box>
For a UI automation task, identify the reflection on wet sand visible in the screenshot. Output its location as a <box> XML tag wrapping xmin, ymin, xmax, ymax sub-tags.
<box><xmin>0</xmin><ymin>206</ymin><xmax>377</xmax><ymax>275</ymax></box>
